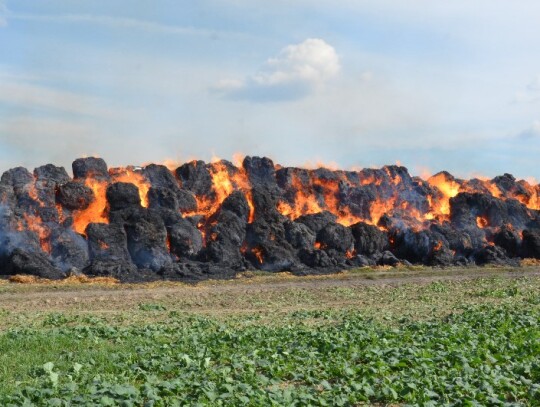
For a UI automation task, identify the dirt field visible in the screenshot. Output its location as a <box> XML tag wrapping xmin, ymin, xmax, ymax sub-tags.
<box><xmin>1</xmin><ymin>266</ymin><xmax>539</xmax><ymax>324</ymax></box>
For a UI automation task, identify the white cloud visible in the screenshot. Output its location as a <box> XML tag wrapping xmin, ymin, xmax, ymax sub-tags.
<box><xmin>214</xmin><ymin>38</ymin><xmax>340</xmax><ymax>101</ymax></box>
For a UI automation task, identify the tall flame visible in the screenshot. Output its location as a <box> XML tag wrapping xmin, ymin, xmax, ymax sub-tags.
<box><xmin>72</xmin><ymin>179</ymin><xmax>109</xmax><ymax>235</ymax></box>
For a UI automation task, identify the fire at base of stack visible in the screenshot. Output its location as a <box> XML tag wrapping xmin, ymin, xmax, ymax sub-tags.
<box><xmin>0</xmin><ymin>156</ymin><xmax>539</xmax><ymax>282</ymax></box>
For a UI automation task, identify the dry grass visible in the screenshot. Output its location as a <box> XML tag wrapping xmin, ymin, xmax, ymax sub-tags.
<box><xmin>521</xmin><ymin>258</ymin><xmax>540</xmax><ymax>266</ymax></box>
<box><xmin>7</xmin><ymin>275</ymin><xmax>39</xmax><ymax>284</ymax></box>
<box><xmin>7</xmin><ymin>274</ymin><xmax>119</xmax><ymax>285</ymax></box>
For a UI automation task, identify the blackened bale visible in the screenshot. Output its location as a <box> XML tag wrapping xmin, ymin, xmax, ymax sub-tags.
<box><xmin>72</xmin><ymin>157</ymin><xmax>110</xmax><ymax>181</ymax></box>
<box><xmin>148</xmin><ymin>186</ymin><xmax>179</xmax><ymax>211</ymax></box>
<box><xmin>34</xmin><ymin>164</ymin><xmax>70</xmax><ymax>184</ymax></box>
<box><xmin>86</xmin><ymin>223</ymin><xmax>132</xmax><ymax>262</ymax></box>
<box><xmin>107</xmin><ymin>182</ymin><xmax>141</xmax><ymax>211</ymax></box>
<box><xmin>155</xmin><ymin>208</ymin><xmax>183</xmax><ymax>228</ymax></box>
<box><xmin>350</xmin><ymin>222</ymin><xmax>388</xmax><ymax>255</ymax></box>
<box><xmin>34</xmin><ymin>165</ymin><xmax>71</xmax><ymax>207</ymax></box>
<box><xmin>143</xmin><ymin>164</ymin><xmax>180</xmax><ymax>191</ymax></box>
<box><xmin>5</xmin><ymin>248</ymin><xmax>64</xmax><ymax>279</ymax></box>
<box><xmin>1</xmin><ymin>168</ymin><xmax>38</xmax><ymax>211</ymax></box>
<box><xmin>428</xmin><ymin>247</ymin><xmax>455</xmax><ymax>266</ymax></box>
<box><xmin>169</xmin><ymin>218</ymin><xmax>203</xmax><ymax>258</ymax></box>
<box><xmin>296</xmin><ymin>211</ymin><xmax>337</xmax><ymax>235</ymax></box>
<box><xmin>0</xmin><ymin>184</ymin><xmax>15</xmax><ymax>207</ymax></box>
<box><xmin>37</xmin><ymin>206</ymin><xmax>59</xmax><ymax>223</ymax></box>
<box><xmin>243</xmin><ymin>156</ymin><xmax>277</xmax><ymax>189</ymax></box>
<box><xmin>175</xmin><ymin>160</ymin><xmax>213</xmax><ymax>196</ymax></box>
<box><xmin>522</xmin><ymin>229</ymin><xmax>540</xmax><ymax>259</ymax></box>
<box><xmin>284</xmin><ymin>221</ymin><xmax>316</xmax><ymax>251</ymax></box>
<box><xmin>0</xmin><ymin>167</ymin><xmax>33</xmax><ymax>188</ymax></box>
<box><xmin>450</xmin><ymin>192</ymin><xmax>531</xmax><ymax>230</ymax></box>
<box><xmin>84</xmin><ymin>260</ymin><xmax>139</xmax><ymax>281</ymax></box>
<box><xmin>0</xmin><ymin>229</ymin><xmax>42</xmax><ymax>258</ymax></box>
<box><xmin>430</xmin><ymin>224</ymin><xmax>475</xmax><ymax>255</ymax></box>
<box><xmin>493</xmin><ymin>225</ymin><xmax>522</xmax><ymax>257</ymax></box>
<box><xmin>204</xmin><ymin>209</ymin><xmax>247</xmax><ymax>268</ymax></box>
<box><xmin>123</xmin><ymin>210</ymin><xmax>171</xmax><ymax>271</ymax></box>
<box><xmin>176</xmin><ymin>190</ymin><xmax>198</xmax><ymax>213</ymax></box>
<box><xmin>247</xmin><ymin>244</ymin><xmax>297</xmax><ymax>272</ymax></box>
<box><xmin>299</xmin><ymin>248</ymin><xmax>337</xmax><ymax>268</ymax></box>
<box><xmin>50</xmin><ymin>229</ymin><xmax>90</xmax><ymax>272</ymax></box>
<box><xmin>341</xmin><ymin>185</ymin><xmax>377</xmax><ymax>220</ymax></box>
<box><xmin>392</xmin><ymin>229</ymin><xmax>432</xmax><ymax>263</ymax></box>
<box><xmin>317</xmin><ymin>223</ymin><xmax>354</xmax><ymax>253</ymax></box>
<box><xmin>221</xmin><ymin>191</ymin><xmax>250</xmax><ymax>222</ymax></box>
<box><xmin>474</xmin><ymin>245</ymin><xmax>516</xmax><ymax>266</ymax></box>
<box><xmin>245</xmin><ymin>217</ymin><xmax>297</xmax><ymax>271</ymax></box>
<box><xmin>57</xmin><ymin>182</ymin><xmax>94</xmax><ymax>210</ymax></box>
<box><xmin>246</xmin><ymin>218</ymin><xmax>286</xmax><ymax>247</ymax></box>
<box><xmin>376</xmin><ymin>250</ymin><xmax>401</xmax><ymax>266</ymax></box>
<box><xmin>251</xmin><ymin>187</ymin><xmax>282</xmax><ymax>221</ymax></box>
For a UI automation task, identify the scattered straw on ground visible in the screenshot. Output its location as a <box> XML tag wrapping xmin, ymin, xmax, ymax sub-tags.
<box><xmin>7</xmin><ymin>274</ymin><xmax>119</xmax><ymax>285</ymax></box>
<box><xmin>521</xmin><ymin>258</ymin><xmax>540</xmax><ymax>266</ymax></box>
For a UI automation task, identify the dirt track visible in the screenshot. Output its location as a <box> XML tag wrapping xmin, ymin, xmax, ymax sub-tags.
<box><xmin>0</xmin><ymin>266</ymin><xmax>539</xmax><ymax>316</ymax></box>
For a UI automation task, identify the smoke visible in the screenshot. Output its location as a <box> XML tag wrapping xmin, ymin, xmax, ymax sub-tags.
<box><xmin>0</xmin><ymin>203</ymin><xmax>41</xmax><ymax>264</ymax></box>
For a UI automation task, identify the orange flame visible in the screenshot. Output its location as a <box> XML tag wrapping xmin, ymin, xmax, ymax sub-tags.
<box><xmin>252</xmin><ymin>247</ymin><xmax>264</xmax><ymax>264</ymax></box>
<box><xmin>185</xmin><ymin>160</ymin><xmax>255</xmax><ymax>222</ymax></box>
<box><xmin>426</xmin><ymin>173</ymin><xmax>461</xmax><ymax>217</ymax></box>
<box><xmin>17</xmin><ymin>213</ymin><xmax>51</xmax><ymax>253</ymax></box>
<box><xmin>12</xmin><ymin>157</ymin><xmax>537</xmax><ymax>244</ymax></box>
<box><xmin>72</xmin><ymin>179</ymin><xmax>109</xmax><ymax>235</ymax></box>
<box><xmin>111</xmin><ymin>168</ymin><xmax>150</xmax><ymax>208</ymax></box>
<box><xmin>276</xmin><ymin>172</ymin><xmax>365</xmax><ymax>226</ymax></box>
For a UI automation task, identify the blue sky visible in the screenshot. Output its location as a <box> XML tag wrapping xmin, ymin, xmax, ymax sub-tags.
<box><xmin>0</xmin><ymin>1</ymin><xmax>539</xmax><ymax>180</ymax></box>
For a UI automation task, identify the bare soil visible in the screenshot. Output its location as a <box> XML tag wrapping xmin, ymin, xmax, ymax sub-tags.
<box><xmin>0</xmin><ymin>266</ymin><xmax>538</xmax><ymax>318</ymax></box>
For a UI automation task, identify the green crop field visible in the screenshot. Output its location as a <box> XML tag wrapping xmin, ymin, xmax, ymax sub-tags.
<box><xmin>0</xmin><ymin>267</ymin><xmax>539</xmax><ymax>406</ymax></box>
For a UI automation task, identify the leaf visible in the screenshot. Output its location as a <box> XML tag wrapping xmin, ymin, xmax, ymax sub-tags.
<box><xmin>48</xmin><ymin>371</ymin><xmax>59</xmax><ymax>387</ymax></box>
<box><xmin>42</xmin><ymin>362</ymin><xmax>54</xmax><ymax>373</ymax></box>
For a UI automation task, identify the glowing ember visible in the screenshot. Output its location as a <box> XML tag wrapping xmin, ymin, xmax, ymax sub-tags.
<box><xmin>165</xmin><ymin>234</ymin><xmax>171</xmax><ymax>252</ymax></box>
<box><xmin>252</xmin><ymin>247</ymin><xmax>264</xmax><ymax>264</ymax></box>
<box><xmin>476</xmin><ymin>216</ymin><xmax>488</xmax><ymax>228</ymax></box>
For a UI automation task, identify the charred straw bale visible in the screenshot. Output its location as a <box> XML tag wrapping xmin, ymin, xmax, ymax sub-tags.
<box><xmin>0</xmin><ymin>155</ymin><xmax>539</xmax><ymax>281</ymax></box>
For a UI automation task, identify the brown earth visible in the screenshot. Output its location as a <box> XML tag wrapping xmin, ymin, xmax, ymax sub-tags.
<box><xmin>0</xmin><ymin>266</ymin><xmax>538</xmax><ymax>320</ymax></box>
